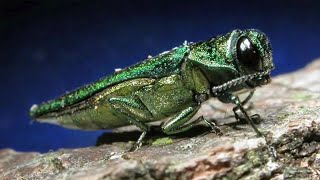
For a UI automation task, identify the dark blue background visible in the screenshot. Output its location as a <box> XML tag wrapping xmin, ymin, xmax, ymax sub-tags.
<box><xmin>1</xmin><ymin>0</ymin><xmax>320</xmax><ymax>152</ymax></box>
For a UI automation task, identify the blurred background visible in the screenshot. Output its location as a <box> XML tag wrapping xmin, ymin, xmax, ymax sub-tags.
<box><xmin>1</xmin><ymin>0</ymin><xmax>320</xmax><ymax>152</ymax></box>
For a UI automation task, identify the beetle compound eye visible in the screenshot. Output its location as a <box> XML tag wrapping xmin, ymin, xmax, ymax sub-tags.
<box><xmin>236</xmin><ymin>36</ymin><xmax>262</xmax><ymax>71</ymax></box>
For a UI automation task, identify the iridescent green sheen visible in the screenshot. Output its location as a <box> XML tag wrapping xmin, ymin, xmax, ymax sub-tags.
<box><xmin>30</xmin><ymin>46</ymin><xmax>189</xmax><ymax>117</ymax></box>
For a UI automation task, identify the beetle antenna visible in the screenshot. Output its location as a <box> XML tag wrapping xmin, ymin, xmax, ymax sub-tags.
<box><xmin>211</xmin><ymin>70</ymin><xmax>270</xmax><ymax>93</ymax></box>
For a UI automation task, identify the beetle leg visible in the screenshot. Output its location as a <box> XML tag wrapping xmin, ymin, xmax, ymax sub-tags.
<box><xmin>161</xmin><ymin>106</ymin><xmax>198</xmax><ymax>135</ymax></box>
<box><xmin>108</xmin><ymin>97</ymin><xmax>153</xmax><ymax>151</ymax></box>
<box><xmin>217</xmin><ymin>93</ymin><xmax>262</xmax><ymax>136</ymax></box>
<box><xmin>232</xmin><ymin>91</ymin><xmax>261</xmax><ymax>123</ymax></box>
<box><xmin>201</xmin><ymin>116</ymin><xmax>223</xmax><ymax>136</ymax></box>
<box><xmin>161</xmin><ymin>106</ymin><xmax>220</xmax><ymax>135</ymax></box>
<box><xmin>233</xmin><ymin>90</ymin><xmax>255</xmax><ymax>111</ymax></box>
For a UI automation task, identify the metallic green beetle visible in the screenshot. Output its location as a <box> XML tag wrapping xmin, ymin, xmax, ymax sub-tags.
<box><xmin>30</xmin><ymin>29</ymin><xmax>274</xmax><ymax>150</ymax></box>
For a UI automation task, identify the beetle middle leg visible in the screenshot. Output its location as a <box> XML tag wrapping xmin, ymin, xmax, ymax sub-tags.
<box><xmin>108</xmin><ymin>97</ymin><xmax>153</xmax><ymax>151</ymax></box>
<box><xmin>161</xmin><ymin>105</ymin><xmax>222</xmax><ymax>135</ymax></box>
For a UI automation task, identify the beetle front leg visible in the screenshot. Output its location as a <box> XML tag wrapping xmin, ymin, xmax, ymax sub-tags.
<box><xmin>217</xmin><ymin>93</ymin><xmax>262</xmax><ymax>136</ymax></box>
<box><xmin>233</xmin><ymin>90</ymin><xmax>255</xmax><ymax>111</ymax></box>
<box><xmin>232</xmin><ymin>91</ymin><xmax>261</xmax><ymax>124</ymax></box>
<box><xmin>108</xmin><ymin>97</ymin><xmax>153</xmax><ymax>151</ymax></box>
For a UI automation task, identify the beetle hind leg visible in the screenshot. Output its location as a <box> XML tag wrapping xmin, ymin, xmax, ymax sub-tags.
<box><xmin>108</xmin><ymin>97</ymin><xmax>153</xmax><ymax>151</ymax></box>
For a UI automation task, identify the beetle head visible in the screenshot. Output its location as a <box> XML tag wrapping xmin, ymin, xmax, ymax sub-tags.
<box><xmin>231</xmin><ymin>29</ymin><xmax>274</xmax><ymax>88</ymax></box>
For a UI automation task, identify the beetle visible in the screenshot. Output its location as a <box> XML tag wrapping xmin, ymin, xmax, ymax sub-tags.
<box><xmin>30</xmin><ymin>29</ymin><xmax>274</xmax><ymax>150</ymax></box>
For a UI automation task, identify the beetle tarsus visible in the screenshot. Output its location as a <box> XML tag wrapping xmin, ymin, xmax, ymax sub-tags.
<box><xmin>201</xmin><ymin>117</ymin><xmax>223</xmax><ymax>136</ymax></box>
<box><xmin>234</xmin><ymin>114</ymin><xmax>262</xmax><ymax>125</ymax></box>
<box><xmin>268</xmin><ymin>144</ymin><xmax>278</xmax><ymax>160</ymax></box>
<box><xmin>250</xmin><ymin>114</ymin><xmax>261</xmax><ymax>124</ymax></box>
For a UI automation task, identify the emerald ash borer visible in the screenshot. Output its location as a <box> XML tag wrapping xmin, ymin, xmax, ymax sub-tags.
<box><xmin>30</xmin><ymin>29</ymin><xmax>274</xmax><ymax>150</ymax></box>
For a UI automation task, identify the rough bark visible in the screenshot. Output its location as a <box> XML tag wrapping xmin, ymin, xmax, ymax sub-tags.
<box><xmin>1</xmin><ymin>60</ymin><xmax>320</xmax><ymax>180</ymax></box>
